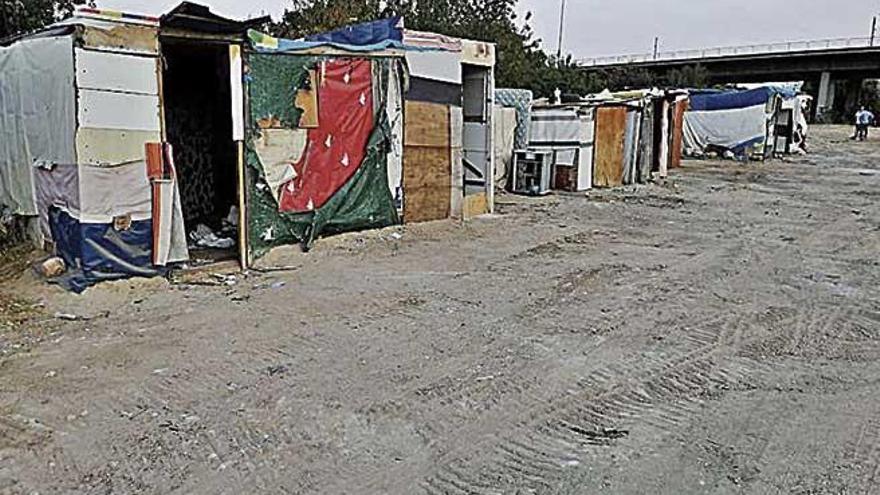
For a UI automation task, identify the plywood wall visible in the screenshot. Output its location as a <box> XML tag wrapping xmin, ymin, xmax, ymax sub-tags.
<box><xmin>403</xmin><ymin>101</ymin><xmax>452</xmax><ymax>223</ymax></box>
<box><xmin>593</xmin><ymin>107</ymin><xmax>627</xmax><ymax>188</ymax></box>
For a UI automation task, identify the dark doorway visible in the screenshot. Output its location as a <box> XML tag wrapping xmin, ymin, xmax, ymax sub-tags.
<box><xmin>161</xmin><ymin>40</ymin><xmax>238</xmax><ymax>262</ymax></box>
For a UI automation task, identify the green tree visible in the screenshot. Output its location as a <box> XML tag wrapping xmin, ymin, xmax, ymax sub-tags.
<box><xmin>0</xmin><ymin>0</ymin><xmax>94</xmax><ymax>39</ymax></box>
<box><xmin>665</xmin><ymin>64</ymin><xmax>709</xmax><ymax>89</ymax></box>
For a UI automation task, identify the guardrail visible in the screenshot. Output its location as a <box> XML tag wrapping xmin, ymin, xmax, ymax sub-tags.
<box><xmin>578</xmin><ymin>36</ymin><xmax>875</xmax><ymax>67</ymax></box>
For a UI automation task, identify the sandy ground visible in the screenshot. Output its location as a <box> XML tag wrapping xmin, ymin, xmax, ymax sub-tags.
<box><xmin>1</xmin><ymin>125</ymin><xmax>879</xmax><ymax>494</ymax></box>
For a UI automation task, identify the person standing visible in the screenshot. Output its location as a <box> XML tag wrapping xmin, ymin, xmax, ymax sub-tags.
<box><xmin>855</xmin><ymin>106</ymin><xmax>875</xmax><ymax>141</ymax></box>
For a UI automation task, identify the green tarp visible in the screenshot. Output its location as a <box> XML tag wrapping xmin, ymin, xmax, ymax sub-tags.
<box><xmin>245</xmin><ymin>53</ymin><xmax>400</xmax><ymax>257</ymax></box>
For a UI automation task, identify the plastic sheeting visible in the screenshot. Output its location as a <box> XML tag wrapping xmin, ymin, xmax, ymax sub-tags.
<box><xmin>689</xmin><ymin>87</ymin><xmax>792</xmax><ymax>111</ymax></box>
<box><xmin>278</xmin><ymin>59</ymin><xmax>375</xmax><ymax>213</ymax></box>
<box><xmin>249</xmin><ymin>30</ymin><xmax>404</xmax><ymax>54</ymax></box>
<box><xmin>33</xmin><ymin>163</ymin><xmax>80</xmax><ymax>241</ymax></box>
<box><xmin>246</xmin><ymin>53</ymin><xmax>400</xmax><ymax>256</ymax></box>
<box><xmin>307</xmin><ymin>17</ymin><xmax>404</xmax><ymax>45</ymax></box>
<box><xmin>683</xmin><ymin>104</ymin><xmax>768</xmax><ymax>155</ymax></box>
<box><xmin>386</xmin><ymin>64</ymin><xmax>404</xmax><ymax>206</ymax></box>
<box><xmin>0</xmin><ymin>35</ymin><xmax>77</xmax><ymax>216</ymax></box>
<box><xmin>493</xmin><ymin>106</ymin><xmax>517</xmax><ymax>187</ymax></box>
<box><xmin>622</xmin><ymin>110</ymin><xmax>641</xmax><ymax>185</ymax></box>
<box><xmin>495</xmin><ymin>89</ymin><xmax>533</xmax><ymax>150</ymax></box>
<box><xmin>49</xmin><ymin>207</ymin><xmax>163</xmax><ymax>293</ymax></box>
<box><xmin>78</xmin><ymin>162</ymin><xmax>152</xmax><ymax>224</ymax></box>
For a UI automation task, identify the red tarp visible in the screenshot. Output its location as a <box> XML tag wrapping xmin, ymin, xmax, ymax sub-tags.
<box><xmin>279</xmin><ymin>59</ymin><xmax>375</xmax><ymax>213</ymax></box>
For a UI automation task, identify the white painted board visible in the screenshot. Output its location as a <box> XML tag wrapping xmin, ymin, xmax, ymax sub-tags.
<box><xmin>406</xmin><ymin>50</ymin><xmax>462</xmax><ymax>84</ymax></box>
<box><xmin>75</xmin><ymin>49</ymin><xmax>158</xmax><ymax>95</ymax></box>
<box><xmin>229</xmin><ymin>45</ymin><xmax>245</xmax><ymax>141</ymax></box>
<box><xmin>78</xmin><ymin>88</ymin><xmax>161</xmax><ymax>132</ymax></box>
<box><xmin>578</xmin><ymin>145</ymin><xmax>593</xmax><ymax>191</ymax></box>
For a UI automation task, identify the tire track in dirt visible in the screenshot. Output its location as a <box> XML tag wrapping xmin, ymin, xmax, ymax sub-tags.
<box><xmin>332</xmin><ymin>199</ymin><xmax>790</xmax><ymax>493</ymax></box>
<box><xmin>417</xmin><ymin>300</ymin><xmax>840</xmax><ymax>494</ymax></box>
<box><xmin>415</xmin><ymin>218</ymin><xmax>871</xmax><ymax>494</ymax></box>
<box><xmin>312</xmin><ymin>237</ymin><xmax>741</xmax><ymax>492</ymax></box>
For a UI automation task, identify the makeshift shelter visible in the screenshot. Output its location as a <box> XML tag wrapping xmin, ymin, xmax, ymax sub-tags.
<box><xmin>403</xmin><ymin>30</ymin><xmax>496</xmax><ymax>222</ymax></box>
<box><xmin>528</xmin><ymin>105</ymin><xmax>596</xmax><ymax>191</ymax></box>
<box><xmin>774</xmin><ymin>95</ymin><xmax>812</xmax><ymax>154</ymax></box>
<box><xmin>0</xmin><ymin>6</ymin><xmax>236</xmax><ymax>292</ymax></box>
<box><xmin>682</xmin><ymin>86</ymin><xmax>796</xmax><ymax>160</ymax></box>
<box><xmin>1</xmin><ymin>4</ymin><xmax>499</xmax><ymax>291</ymax></box>
<box><xmin>0</xmin><ymin>4</ymin><xmax>414</xmax><ymax>290</ymax></box>
<box><xmin>523</xmin><ymin>89</ymin><xmax>687</xmax><ymax>191</ymax></box>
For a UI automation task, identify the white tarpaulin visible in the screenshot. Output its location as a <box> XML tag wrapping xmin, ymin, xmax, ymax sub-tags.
<box><xmin>386</xmin><ymin>61</ymin><xmax>404</xmax><ymax>203</ymax></box>
<box><xmin>493</xmin><ymin>105</ymin><xmax>517</xmax><ymax>186</ymax></box>
<box><xmin>79</xmin><ymin>162</ymin><xmax>152</xmax><ymax>224</ymax></box>
<box><xmin>683</xmin><ymin>105</ymin><xmax>768</xmax><ymax>155</ymax></box>
<box><xmin>0</xmin><ymin>35</ymin><xmax>77</xmax><ymax>215</ymax></box>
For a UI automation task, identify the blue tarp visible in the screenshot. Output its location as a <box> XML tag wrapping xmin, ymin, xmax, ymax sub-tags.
<box><xmin>249</xmin><ymin>17</ymin><xmax>451</xmax><ymax>54</ymax></box>
<box><xmin>689</xmin><ymin>87</ymin><xmax>797</xmax><ymax>112</ymax></box>
<box><xmin>49</xmin><ymin>207</ymin><xmax>163</xmax><ymax>293</ymax></box>
<box><xmin>248</xmin><ymin>29</ymin><xmax>405</xmax><ymax>53</ymax></box>
<box><xmin>306</xmin><ymin>17</ymin><xmax>403</xmax><ymax>45</ymax></box>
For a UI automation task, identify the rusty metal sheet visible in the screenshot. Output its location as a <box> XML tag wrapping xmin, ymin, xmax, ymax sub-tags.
<box><xmin>669</xmin><ymin>98</ymin><xmax>688</xmax><ymax>169</ymax></box>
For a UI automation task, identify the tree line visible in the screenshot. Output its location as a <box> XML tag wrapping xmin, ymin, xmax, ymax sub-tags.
<box><xmin>0</xmin><ymin>0</ymin><xmax>93</xmax><ymax>40</ymax></box>
<box><xmin>0</xmin><ymin>0</ymin><xmax>707</xmax><ymax>97</ymax></box>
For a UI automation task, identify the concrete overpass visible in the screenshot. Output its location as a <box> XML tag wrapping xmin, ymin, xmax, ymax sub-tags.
<box><xmin>577</xmin><ymin>37</ymin><xmax>880</xmax><ymax>121</ymax></box>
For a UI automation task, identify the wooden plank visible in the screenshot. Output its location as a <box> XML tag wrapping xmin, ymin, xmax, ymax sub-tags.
<box><xmin>81</xmin><ymin>24</ymin><xmax>159</xmax><ymax>55</ymax></box>
<box><xmin>405</xmin><ymin>101</ymin><xmax>450</xmax><ymax>147</ymax></box>
<box><xmin>669</xmin><ymin>99</ymin><xmax>687</xmax><ymax>169</ymax></box>
<box><xmin>463</xmin><ymin>192</ymin><xmax>488</xmax><ymax>219</ymax></box>
<box><xmin>403</xmin><ymin>146</ymin><xmax>451</xmax><ymax>223</ymax></box>
<box><xmin>236</xmin><ymin>141</ymin><xmax>248</xmax><ymax>270</ymax></box>
<box><xmin>403</xmin><ymin>102</ymin><xmax>451</xmax><ymax>223</ymax></box>
<box><xmin>295</xmin><ymin>70</ymin><xmax>319</xmax><ymax>128</ymax></box>
<box><xmin>229</xmin><ymin>45</ymin><xmax>245</xmax><ymax>141</ymax></box>
<box><xmin>593</xmin><ymin>106</ymin><xmax>627</xmax><ymax>188</ymax></box>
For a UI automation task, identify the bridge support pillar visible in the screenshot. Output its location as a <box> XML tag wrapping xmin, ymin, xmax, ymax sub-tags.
<box><xmin>816</xmin><ymin>71</ymin><xmax>836</xmax><ymax>121</ymax></box>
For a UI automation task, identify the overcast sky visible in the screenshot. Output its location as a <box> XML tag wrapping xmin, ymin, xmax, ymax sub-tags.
<box><xmin>95</xmin><ymin>0</ymin><xmax>877</xmax><ymax>58</ymax></box>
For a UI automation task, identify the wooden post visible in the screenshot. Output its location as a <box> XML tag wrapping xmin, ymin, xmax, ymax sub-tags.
<box><xmin>236</xmin><ymin>140</ymin><xmax>248</xmax><ymax>270</ymax></box>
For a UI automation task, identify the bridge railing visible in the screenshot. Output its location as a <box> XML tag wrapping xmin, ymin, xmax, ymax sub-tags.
<box><xmin>578</xmin><ymin>36</ymin><xmax>874</xmax><ymax>67</ymax></box>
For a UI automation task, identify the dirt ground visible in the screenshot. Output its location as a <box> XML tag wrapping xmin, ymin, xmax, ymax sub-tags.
<box><xmin>1</xmin><ymin>125</ymin><xmax>879</xmax><ymax>494</ymax></box>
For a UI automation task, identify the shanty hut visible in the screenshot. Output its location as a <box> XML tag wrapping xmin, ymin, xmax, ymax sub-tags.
<box><xmin>682</xmin><ymin>86</ymin><xmax>798</xmax><ymax>160</ymax></box>
<box><xmin>0</xmin><ymin>3</ymin><xmax>498</xmax><ymax>291</ymax></box>
<box><xmin>0</xmin><ymin>4</ymin><xmax>390</xmax><ymax>290</ymax></box>
<box><xmin>0</xmin><ymin>3</ymin><xmax>271</xmax><ymax>291</ymax></box>
<box><xmin>402</xmin><ymin>30</ymin><xmax>496</xmax><ymax>222</ymax></box>
<box><xmin>523</xmin><ymin>89</ymin><xmax>687</xmax><ymax>191</ymax></box>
